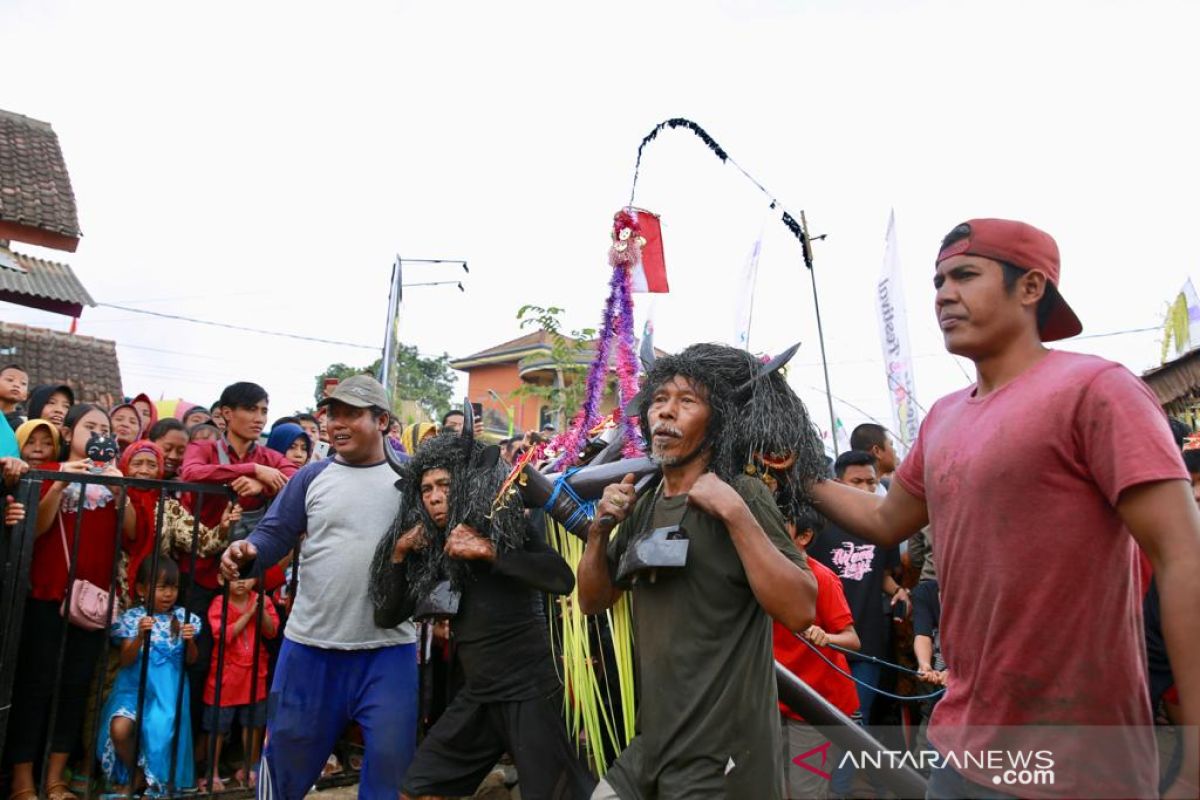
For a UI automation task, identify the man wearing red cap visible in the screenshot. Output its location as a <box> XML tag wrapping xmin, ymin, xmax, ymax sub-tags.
<box><xmin>813</xmin><ymin>219</ymin><xmax>1200</xmax><ymax>798</ymax></box>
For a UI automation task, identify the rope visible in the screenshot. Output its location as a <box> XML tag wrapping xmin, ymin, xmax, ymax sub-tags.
<box><xmin>793</xmin><ymin>631</ymin><xmax>946</xmax><ymax>703</ymax></box>
<box><xmin>543</xmin><ymin>468</ymin><xmax>596</xmax><ymax>531</ymax></box>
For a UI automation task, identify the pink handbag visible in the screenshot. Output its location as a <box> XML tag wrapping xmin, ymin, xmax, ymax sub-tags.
<box><xmin>59</xmin><ymin>515</ymin><xmax>120</xmax><ymax>631</ymax></box>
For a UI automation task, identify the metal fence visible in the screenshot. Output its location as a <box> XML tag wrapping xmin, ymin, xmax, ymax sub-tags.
<box><xmin>0</xmin><ymin>469</ymin><xmax>315</xmax><ymax>798</ymax></box>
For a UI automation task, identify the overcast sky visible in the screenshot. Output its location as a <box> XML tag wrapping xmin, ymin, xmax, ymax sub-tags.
<box><xmin>2</xmin><ymin>0</ymin><xmax>1197</xmax><ymax>445</ymax></box>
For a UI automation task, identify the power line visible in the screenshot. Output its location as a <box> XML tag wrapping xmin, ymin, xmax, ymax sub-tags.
<box><xmin>97</xmin><ymin>303</ymin><xmax>379</xmax><ymax>350</ymax></box>
<box><xmin>117</xmin><ymin>342</ymin><xmax>228</xmax><ymax>361</ymax></box>
<box><xmin>1075</xmin><ymin>325</ymin><xmax>1159</xmax><ymax>341</ymax></box>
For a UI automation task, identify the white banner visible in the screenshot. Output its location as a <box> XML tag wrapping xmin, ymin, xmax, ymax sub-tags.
<box><xmin>876</xmin><ymin>210</ymin><xmax>921</xmax><ymax>446</ymax></box>
<box><xmin>1184</xmin><ymin>279</ymin><xmax>1200</xmax><ymax>353</ymax></box>
<box><xmin>732</xmin><ymin>211</ymin><xmax>768</xmax><ymax>351</ymax></box>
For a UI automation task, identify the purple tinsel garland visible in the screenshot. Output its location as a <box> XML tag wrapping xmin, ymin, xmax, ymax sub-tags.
<box><xmin>614</xmin><ymin>263</ymin><xmax>644</xmax><ymax>457</ymax></box>
<box><xmin>549</xmin><ymin>262</ymin><xmax>625</xmax><ymax>470</ymax></box>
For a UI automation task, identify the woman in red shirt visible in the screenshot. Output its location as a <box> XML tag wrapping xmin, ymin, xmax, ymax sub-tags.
<box><xmin>5</xmin><ymin>404</ymin><xmax>135</xmax><ymax>800</ymax></box>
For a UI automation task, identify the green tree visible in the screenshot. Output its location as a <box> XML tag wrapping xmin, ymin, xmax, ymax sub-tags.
<box><xmin>313</xmin><ymin>345</ymin><xmax>456</xmax><ymax>421</ymax></box>
<box><xmin>511</xmin><ymin>305</ymin><xmax>596</xmax><ymax>427</ymax></box>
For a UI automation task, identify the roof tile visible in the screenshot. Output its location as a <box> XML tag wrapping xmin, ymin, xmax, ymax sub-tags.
<box><xmin>0</xmin><ymin>321</ymin><xmax>123</xmax><ymax>405</ymax></box>
<box><xmin>0</xmin><ymin>109</ymin><xmax>81</xmax><ymax>241</ymax></box>
<box><xmin>0</xmin><ymin>245</ymin><xmax>94</xmax><ymax>317</ymax></box>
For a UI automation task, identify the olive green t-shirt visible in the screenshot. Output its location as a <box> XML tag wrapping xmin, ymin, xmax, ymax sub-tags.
<box><xmin>605</xmin><ymin>474</ymin><xmax>809</xmax><ymax>800</ymax></box>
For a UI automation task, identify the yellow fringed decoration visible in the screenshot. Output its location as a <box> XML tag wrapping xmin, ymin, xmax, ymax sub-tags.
<box><xmin>546</xmin><ymin>519</ymin><xmax>637</xmax><ymax>776</ymax></box>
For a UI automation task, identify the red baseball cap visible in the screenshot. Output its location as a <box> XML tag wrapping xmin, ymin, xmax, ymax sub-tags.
<box><xmin>936</xmin><ymin>218</ymin><xmax>1082</xmax><ymax>341</ymax></box>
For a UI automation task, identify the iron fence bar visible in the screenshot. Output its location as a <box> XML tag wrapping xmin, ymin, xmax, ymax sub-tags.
<box><xmin>129</xmin><ymin>490</ymin><xmax>166</xmax><ymax>792</ymax></box>
<box><xmin>41</xmin><ymin>485</ymin><xmax>88</xmax><ymax>792</ymax></box>
<box><xmin>23</xmin><ymin>470</ymin><xmax>236</xmax><ymax>498</ymax></box>
<box><xmin>0</xmin><ymin>471</ymin><xmax>233</xmax><ymax>797</ymax></box>
<box><xmin>0</xmin><ymin>491</ymin><xmax>13</xmax><ymax>642</ymax></box>
<box><xmin>80</xmin><ymin>483</ymin><xmax>131</xmax><ymax>799</ymax></box>
<box><xmin>207</xmin><ymin>580</ymin><xmax>231</xmax><ymax>798</ymax></box>
<box><xmin>167</xmin><ymin>494</ymin><xmax>205</xmax><ymax>795</ymax></box>
<box><xmin>0</xmin><ymin>477</ymin><xmax>39</xmax><ymax>756</ymax></box>
<box><xmin>246</xmin><ymin>582</ymin><xmax>266</xmax><ymax>782</ymax></box>
<box><xmin>775</xmin><ymin>660</ymin><xmax>928</xmax><ymax>798</ymax></box>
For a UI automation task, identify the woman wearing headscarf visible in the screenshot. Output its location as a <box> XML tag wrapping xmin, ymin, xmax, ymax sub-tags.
<box><xmin>130</xmin><ymin>392</ymin><xmax>159</xmax><ymax>432</ymax></box>
<box><xmin>118</xmin><ymin>440</ymin><xmax>241</xmax><ymax>602</ymax></box>
<box><xmin>266</xmin><ymin>423</ymin><xmax>312</xmax><ymax>469</ymax></box>
<box><xmin>400</xmin><ymin>422</ymin><xmax>437</xmax><ymax>458</ymax></box>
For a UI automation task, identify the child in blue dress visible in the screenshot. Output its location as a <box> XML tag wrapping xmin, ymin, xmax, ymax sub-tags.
<box><xmin>97</xmin><ymin>556</ymin><xmax>200</xmax><ymax>796</ymax></box>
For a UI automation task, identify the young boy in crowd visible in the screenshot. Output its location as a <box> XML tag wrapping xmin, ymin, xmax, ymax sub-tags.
<box><xmin>773</xmin><ymin>509</ymin><xmax>860</xmax><ymax>800</ymax></box>
<box><xmin>179</xmin><ymin>382</ymin><xmax>297</xmax><ymax>760</ymax></box>
<box><xmin>1</xmin><ymin>364</ymin><xmax>29</xmax><ymax>428</ymax></box>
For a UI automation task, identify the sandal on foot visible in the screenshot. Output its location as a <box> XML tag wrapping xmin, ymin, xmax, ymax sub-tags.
<box><xmin>45</xmin><ymin>784</ymin><xmax>79</xmax><ymax>800</ymax></box>
<box><xmin>8</xmin><ymin>790</ymin><xmax>38</xmax><ymax>800</ymax></box>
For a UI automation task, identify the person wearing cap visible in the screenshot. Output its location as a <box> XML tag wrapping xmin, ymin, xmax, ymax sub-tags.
<box><xmin>812</xmin><ymin>219</ymin><xmax>1200</xmax><ymax>798</ymax></box>
<box><xmin>221</xmin><ymin>375</ymin><xmax>418</xmax><ymax>799</ymax></box>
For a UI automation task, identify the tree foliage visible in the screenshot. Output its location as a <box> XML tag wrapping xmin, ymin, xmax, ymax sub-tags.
<box><xmin>512</xmin><ymin>305</ymin><xmax>596</xmax><ymax>427</ymax></box>
<box><xmin>313</xmin><ymin>345</ymin><xmax>456</xmax><ymax>421</ymax></box>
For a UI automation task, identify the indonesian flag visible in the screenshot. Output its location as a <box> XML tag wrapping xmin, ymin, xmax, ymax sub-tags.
<box><xmin>626</xmin><ymin>209</ymin><xmax>669</xmax><ymax>294</ymax></box>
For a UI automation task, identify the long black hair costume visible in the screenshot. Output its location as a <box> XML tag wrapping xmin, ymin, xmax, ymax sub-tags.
<box><xmin>632</xmin><ymin>341</ymin><xmax>827</xmax><ymax>523</ymax></box>
<box><xmin>369</xmin><ymin>425</ymin><xmax>527</xmax><ymax>619</ymax></box>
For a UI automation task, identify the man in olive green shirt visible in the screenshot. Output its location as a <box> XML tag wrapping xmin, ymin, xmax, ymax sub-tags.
<box><xmin>578</xmin><ymin>344</ymin><xmax>819</xmax><ymax>799</ymax></box>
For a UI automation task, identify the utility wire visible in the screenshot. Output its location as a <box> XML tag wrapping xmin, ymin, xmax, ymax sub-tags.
<box><xmin>97</xmin><ymin>303</ymin><xmax>379</xmax><ymax>350</ymax></box>
<box><xmin>1075</xmin><ymin>325</ymin><xmax>1158</xmax><ymax>341</ymax></box>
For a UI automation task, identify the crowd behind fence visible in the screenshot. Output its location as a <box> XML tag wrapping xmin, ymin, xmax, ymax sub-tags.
<box><xmin>0</xmin><ymin>470</ymin><xmax>326</xmax><ymax>798</ymax></box>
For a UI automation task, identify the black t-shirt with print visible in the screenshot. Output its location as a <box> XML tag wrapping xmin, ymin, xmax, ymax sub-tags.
<box><xmin>807</xmin><ymin>522</ymin><xmax>899</xmax><ymax>659</ymax></box>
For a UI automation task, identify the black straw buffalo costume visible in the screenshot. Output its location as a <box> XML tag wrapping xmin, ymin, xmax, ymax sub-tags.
<box><xmin>370</xmin><ymin>431</ymin><xmax>595</xmax><ymax>800</ymax></box>
<box><xmin>600</xmin><ymin>342</ymin><xmax>825</xmax><ymax>800</ymax></box>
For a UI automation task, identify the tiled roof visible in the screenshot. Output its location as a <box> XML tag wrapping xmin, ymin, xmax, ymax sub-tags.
<box><xmin>453</xmin><ymin>329</ymin><xmax>670</xmax><ymax>374</ymax></box>
<box><xmin>0</xmin><ymin>245</ymin><xmax>94</xmax><ymax>317</ymax></box>
<box><xmin>0</xmin><ymin>321</ymin><xmax>123</xmax><ymax>406</ymax></box>
<box><xmin>454</xmin><ymin>331</ymin><xmax>552</xmax><ymax>363</ymax></box>
<box><xmin>0</xmin><ymin>109</ymin><xmax>81</xmax><ymax>250</ymax></box>
<box><xmin>1143</xmin><ymin>347</ymin><xmax>1200</xmax><ymax>412</ymax></box>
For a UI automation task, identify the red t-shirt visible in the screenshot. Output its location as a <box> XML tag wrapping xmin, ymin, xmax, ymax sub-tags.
<box><xmin>178</xmin><ymin>438</ymin><xmax>297</xmax><ymax>589</ymax></box>
<box><xmin>204</xmin><ymin>590</ymin><xmax>279</xmax><ymax>707</ymax></box>
<box><xmin>29</xmin><ymin>462</ymin><xmax>122</xmax><ymax>602</ymax></box>
<box><xmin>773</xmin><ymin>558</ymin><xmax>860</xmax><ymax>721</ymax></box>
<box><xmin>896</xmin><ymin>350</ymin><xmax>1185</xmax><ymax>798</ymax></box>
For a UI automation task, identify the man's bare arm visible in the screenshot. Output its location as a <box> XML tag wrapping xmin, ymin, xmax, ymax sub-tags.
<box><xmin>810</xmin><ymin>478</ymin><xmax>928</xmax><ymax>548</ymax></box>
<box><xmin>577</xmin><ymin>475</ymin><xmax>634</xmax><ymax>615</ymax></box>
<box><xmin>1119</xmin><ymin>479</ymin><xmax>1200</xmax><ymax>794</ymax></box>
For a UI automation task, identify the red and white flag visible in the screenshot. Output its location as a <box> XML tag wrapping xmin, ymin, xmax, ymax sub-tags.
<box><xmin>628</xmin><ymin>209</ymin><xmax>669</xmax><ymax>294</ymax></box>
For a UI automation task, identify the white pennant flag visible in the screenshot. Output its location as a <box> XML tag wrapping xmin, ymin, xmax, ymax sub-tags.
<box><xmin>876</xmin><ymin>210</ymin><xmax>921</xmax><ymax>446</ymax></box>
<box><xmin>732</xmin><ymin>211</ymin><xmax>769</xmax><ymax>350</ymax></box>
